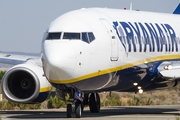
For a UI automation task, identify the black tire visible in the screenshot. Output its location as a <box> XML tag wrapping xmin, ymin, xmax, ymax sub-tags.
<box><xmin>75</xmin><ymin>102</ymin><xmax>82</xmax><ymax>118</ymax></box>
<box><xmin>89</xmin><ymin>93</ymin><xmax>100</xmax><ymax>113</ymax></box>
<box><xmin>81</xmin><ymin>103</ymin><xmax>84</xmax><ymax>113</ymax></box>
<box><xmin>67</xmin><ymin>104</ymin><xmax>72</xmax><ymax>118</ymax></box>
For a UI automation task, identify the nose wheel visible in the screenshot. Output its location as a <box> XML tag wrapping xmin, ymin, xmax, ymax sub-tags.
<box><xmin>66</xmin><ymin>92</ymin><xmax>100</xmax><ymax>118</ymax></box>
<box><xmin>75</xmin><ymin>101</ymin><xmax>82</xmax><ymax>118</ymax></box>
<box><xmin>67</xmin><ymin>100</ymin><xmax>82</xmax><ymax>118</ymax></box>
<box><xmin>67</xmin><ymin>104</ymin><xmax>72</xmax><ymax>118</ymax></box>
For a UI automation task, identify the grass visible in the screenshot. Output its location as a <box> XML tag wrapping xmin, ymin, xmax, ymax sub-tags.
<box><xmin>106</xmin><ymin>92</ymin><xmax>120</xmax><ymax>100</ymax></box>
<box><xmin>127</xmin><ymin>99</ymin><xmax>133</xmax><ymax>106</ymax></box>
<box><xmin>158</xmin><ymin>93</ymin><xmax>167</xmax><ymax>101</ymax></box>
<box><xmin>0</xmin><ymin>71</ymin><xmax>6</xmax><ymax>80</ymax></box>
<box><xmin>0</xmin><ymin>101</ymin><xmax>42</xmax><ymax>110</ymax></box>
<box><xmin>175</xmin><ymin>116</ymin><xmax>180</xmax><ymax>120</ymax></box>
<box><xmin>101</xmin><ymin>93</ymin><xmax>154</xmax><ymax>107</ymax></box>
<box><xmin>0</xmin><ymin>71</ymin><xmax>6</xmax><ymax>94</ymax></box>
<box><xmin>101</xmin><ymin>92</ymin><xmax>122</xmax><ymax>107</ymax></box>
<box><xmin>0</xmin><ymin>90</ymin><xmax>179</xmax><ymax>110</ymax></box>
<box><xmin>0</xmin><ymin>96</ymin><xmax>70</xmax><ymax>110</ymax></box>
<box><xmin>133</xmin><ymin>95</ymin><xmax>142</xmax><ymax>106</ymax></box>
<box><xmin>102</xmin><ymin>98</ymin><xmax>122</xmax><ymax>107</ymax></box>
<box><xmin>47</xmin><ymin>96</ymin><xmax>68</xmax><ymax>108</ymax></box>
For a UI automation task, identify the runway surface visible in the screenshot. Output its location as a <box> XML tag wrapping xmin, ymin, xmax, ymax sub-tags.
<box><xmin>1</xmin><ymin>105</ymin><xmax>180</xmax><ymax>120</ymax></box>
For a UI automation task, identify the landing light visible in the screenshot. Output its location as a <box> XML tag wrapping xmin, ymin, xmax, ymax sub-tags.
<box><xmin>137</xmin><ymin>86</ymin><xmax>141</xmax><ymax>89</ymax></box>
<box><xmin>133</xmin><ymin>83</ymin><xmax>138</xmax><ymax>86</ymax></box>
<box><xmin>164</xmin><ymin>65</ymin><xmax>172</xmax><ymax>70</ymax></box>
<box><xmin>139</xmin><ymin>89</ymin><xmax>143</xmax><ymax>94</ymax></box>
<box><xmin>144</xmin><ymin>61</ymin><xmax>148</xmax><ymax>64</ymax></box>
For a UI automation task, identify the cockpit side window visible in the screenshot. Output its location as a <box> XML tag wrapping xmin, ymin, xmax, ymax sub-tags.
<box><xmin>82</xmin><ymin>32</ymin><xmax>89</xmax><ymax>43</ymax></box>
<box><xmin>46</xmin><ymin>32</ymin><xmax>61</xmax><ymax>40</ymax></box>
<box><xmin>81</xmin><ymin>32</ymin><xmax>95</xmax><ymax>43</ymax></box>
<box><xmin>88</xmin><ymin>32</ymin><xmax>95</xmax><ymax>42</ymax></box>
<box><xmin>63</xmin><ymin>33</ymin><xmax>80</xmax><ymax>39</ymax></box>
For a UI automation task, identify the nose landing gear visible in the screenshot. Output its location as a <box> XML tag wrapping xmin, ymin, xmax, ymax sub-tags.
<box><xmin>67</xmin><ymin>100</ymin><xmax>82</xmax><ymax>118</ymax></box>
<box><xmin>66</xmin><ymin>89</ymin><xmax>84</xmax><ymax>118</ymax></box>
<box><xmin>66</xmin><ymin>91</ymin><xmax>100</xmax><ymax>118</ymax></box>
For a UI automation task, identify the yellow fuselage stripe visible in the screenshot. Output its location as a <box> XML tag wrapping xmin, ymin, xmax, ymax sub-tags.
<box><xmin>0</xmin><ymin>94</ymin><xmax>2</xmax><ymax>101</ymax></box>
<box><xmin>39</xmin><ymin>86</ymin><xmax>52</xmax><ymax>92</ymax></box>
<box><xmin>48</xmin><ymin>54</ymin><xmax>180</xmax><ymax>84</ymax></box>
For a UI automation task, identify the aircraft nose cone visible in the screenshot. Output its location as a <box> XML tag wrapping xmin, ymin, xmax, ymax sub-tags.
<box><xmin>43</xmin><ymin>41</ymin><xmax>76</xmax><ymax>81</ymax></box>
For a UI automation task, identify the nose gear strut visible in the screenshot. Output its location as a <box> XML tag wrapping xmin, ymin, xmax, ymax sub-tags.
<box><xmin>65</xmin><ymin>88</ymin><xmax>100</xmax><ymax>118</ymax></box>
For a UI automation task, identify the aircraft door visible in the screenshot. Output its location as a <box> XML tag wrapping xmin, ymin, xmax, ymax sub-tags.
<box><xmin>100</xmin><ymin>18</ymin><xmax>119</xmax><ymax>61</ymax></box>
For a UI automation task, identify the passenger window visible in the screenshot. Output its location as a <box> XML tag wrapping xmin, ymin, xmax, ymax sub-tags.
<box><xmin>88</xmin><ymin>32</ymin><xmax>95</xmax><ymax>42</ymax></box>
<box><xmin>82</xmin><ymin>32</ymin><xmax>89</xmax><ymax>43</ymax></box>
<box><xmin>63</xmin><ymin>33</ymin><xmax>80</xmax><ymax>39</ymax></box>
<box><xmin>46</xmin><ymin>32</ymin><xmax>61</xmax><ymax>40</ymax></box>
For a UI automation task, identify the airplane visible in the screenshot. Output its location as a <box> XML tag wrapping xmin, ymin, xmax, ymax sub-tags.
<box><xmin>1</xmin><ymin>3</ymin><xmax>180</xmax><ymax>118</ymax></box>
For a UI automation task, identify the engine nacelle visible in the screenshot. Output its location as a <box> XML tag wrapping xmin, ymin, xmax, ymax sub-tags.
<box><xmin>1</xmin><ymin>59</ymin><xmax>51</xmax><ymax>104</ymax></box>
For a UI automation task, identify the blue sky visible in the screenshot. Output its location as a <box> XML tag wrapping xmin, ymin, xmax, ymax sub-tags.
<box><xmin>0</xmin><ymin>0</ymin><xmax>179</xmax><ymax>53</ymax></box>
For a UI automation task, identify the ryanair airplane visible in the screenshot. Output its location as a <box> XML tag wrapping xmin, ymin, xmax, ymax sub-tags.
<box><xmin>1</xmin><ymin>3</ymin><xmax>180</xmax><ymax>118</ymax></box>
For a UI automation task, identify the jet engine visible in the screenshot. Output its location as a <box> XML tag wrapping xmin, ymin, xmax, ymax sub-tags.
<box><xmin>1</xmin><ymin>59</ymin><xmax>51</xmax><ymax>103</ymax></box>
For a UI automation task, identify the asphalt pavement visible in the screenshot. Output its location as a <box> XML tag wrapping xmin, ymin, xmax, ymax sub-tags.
<box><xmin>1</xmin><ymin>105</ymin><xmax>180</xmax><ymax>120</ymax></box>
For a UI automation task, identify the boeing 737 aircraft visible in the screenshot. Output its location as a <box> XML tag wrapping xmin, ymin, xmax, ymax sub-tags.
<box><xmin>1</xmin><ymin>3</ymin><xmax>180</xmax><ymax>118</ymax></box>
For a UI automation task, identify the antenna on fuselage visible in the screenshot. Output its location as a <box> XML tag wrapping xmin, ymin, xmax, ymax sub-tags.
<box><xmin>130</xmin><ymin>2</ymin><xmax>132</xmax><ymax>10</ymax></box>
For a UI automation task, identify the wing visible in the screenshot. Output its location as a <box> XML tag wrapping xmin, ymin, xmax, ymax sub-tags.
<box><xmin>0</xmin><ymin>52</ymin><xmax>40</xmax><ymax>65</ymax></box>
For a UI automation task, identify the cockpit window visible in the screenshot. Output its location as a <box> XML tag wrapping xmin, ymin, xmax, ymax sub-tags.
<box><xmin>63</xmin><ymin>33</ymin><xmax>80</xmax><ymax>39</ymax></box>
<box><xmin>81</xmin><ymin>32</ymin><xmax>95</xmax><ymax>43</ymax></box>
<box><xmin>88</xmin><ymin>32</ymin><xmax>95</xmax><ymax>42</ymax></box>
<box><xmin>82</xmin><ymin>32</ymin><xmax>89</xmax><ymax>43</ymax></box>
<box><xmin>46</xmin><ymin>32</ymin><xmax>61</xmax><ymax>40</ymax></box>
<box><xmin>45</xmin><ymin>32</ymin><xmax>95</xmax><ymax>43</ymax></box>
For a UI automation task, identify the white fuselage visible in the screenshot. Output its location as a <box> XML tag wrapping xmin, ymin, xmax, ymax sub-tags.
<box><xmin>42</xmin><ymin>8</ymin><xmax>180</xmax><ymax>92</ymax></box>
